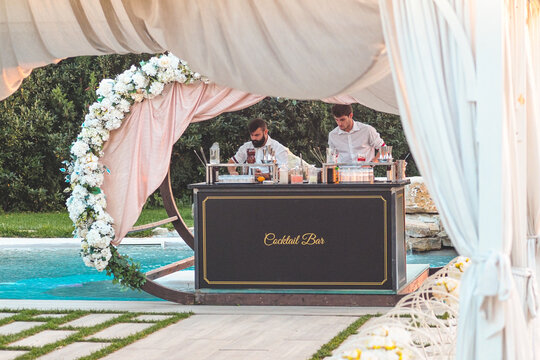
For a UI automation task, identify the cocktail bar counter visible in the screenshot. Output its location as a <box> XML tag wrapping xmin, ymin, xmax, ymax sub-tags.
<box><xmin>188</xmin><ymin>181</ymin><xmax>410</xmax><ymax>292</ymax></box>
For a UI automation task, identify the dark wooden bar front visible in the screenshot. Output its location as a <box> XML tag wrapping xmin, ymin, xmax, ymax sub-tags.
<box><xmin>189</xmin><ymin>181</ymin><xmax>410</xmax><ymax>293</ymax></box>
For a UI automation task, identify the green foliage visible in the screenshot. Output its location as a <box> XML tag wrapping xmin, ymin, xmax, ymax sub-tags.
<box><xmin>0</xmin><ymin>54</ymin><xmax>152</xmax><ymax>211</ymax></box>
<box><xmin>309</xmin><ymin>314</ymin><xmax>376</xmax><ymax>360</ymax></box>
<box><xmin>105</xmin><ymin>246</ymin><xmax>147</xmax><ymax>290</ymax></box>
<box><xmin>1</xmin><ymin>54</ymin><xmax>418</xmax><ymax>211</ymax></box>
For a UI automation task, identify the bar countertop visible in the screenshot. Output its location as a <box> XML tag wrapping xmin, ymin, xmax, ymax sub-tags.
<box><xmin>188</xmin><ymin>179</ymin><xmax>410</xmax><ymax>190</ymax></box>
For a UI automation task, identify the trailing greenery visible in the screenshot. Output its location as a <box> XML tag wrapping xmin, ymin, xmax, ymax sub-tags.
<box><xmin>0</xmin><ymin>54</ymin><xmax>418</xmax><ymax>212</ymax></box>
<box><xmin>309</xmin><ymin>314</ymin><xmax>376</xmax><ymax>360</ymax></box>
<box><xmin>0</xmin><ymin>207</ymin><xmax>193</xmax><ymax>238</ymax></box>
<box><xmin>0</xmin><ymin>308</ymin><xmax>190</xmax><ymax>360</ymax></box>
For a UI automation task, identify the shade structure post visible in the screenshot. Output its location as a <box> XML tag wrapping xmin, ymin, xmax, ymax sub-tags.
<box><xmin>476</xmin><ymin>0</ymin><xmax>504</xmax><ymax>359</ymax></box>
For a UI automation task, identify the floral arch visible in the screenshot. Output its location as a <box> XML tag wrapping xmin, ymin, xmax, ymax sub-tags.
<box><xmin>65</xmin><ymin>53</ymin><xmax>357</xmax><ymax>288</ymax></box>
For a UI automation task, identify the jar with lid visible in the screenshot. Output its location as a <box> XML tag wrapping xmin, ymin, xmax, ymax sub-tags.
<box><xmin>279</xmin><ymin>165</ymin><xmax>289</xmax><ymax>184</ymax></box>
<box><xmin>290</xmin><ymin>162</ymin><xmax>303</xmax><ymax>184</ymax></box>
<box><xmin>308</xmin><ymin>166</ymin><xmax>318</xmax><ymax>184</ymax></box>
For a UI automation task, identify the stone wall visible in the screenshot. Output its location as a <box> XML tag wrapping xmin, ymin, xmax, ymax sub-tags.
<box><xmin>405</xmin><ymin>177</ymin><xmax>452</xmax><ymax>251</ymax></box>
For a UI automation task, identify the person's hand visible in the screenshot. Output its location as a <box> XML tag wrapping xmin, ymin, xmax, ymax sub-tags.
<box><xmin>229</xmin><ymin>170</ymin><xmax>239</xmax><ymax>175</ymax></box>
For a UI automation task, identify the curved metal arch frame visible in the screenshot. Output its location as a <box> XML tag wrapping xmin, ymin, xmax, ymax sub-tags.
<box><xmin>139</xmin><ymin>170</ymin><xmax>196</xmax><ymax>303</ymax></box>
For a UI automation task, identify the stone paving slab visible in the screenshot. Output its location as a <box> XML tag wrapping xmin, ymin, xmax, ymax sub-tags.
<box><xmin>9</xmin><ymin>330</ymin><xmax>77</xmax><ymax>347</ymax></box>
<box><xmin>0</xmin><ymin>321</ymin><xmax>43</xmax><ymax>335</ymax></box>
<box><xmin>0</xmin><ymin>313</ymin><xmax>16</xmax><ymax>320</ymax></box>
<box><xmin>88</xmin><ymin>323</ymin><xmax>154</xmax><ymax>340</ymax></box>
<box><xmin>59</xmin><ymin>314</ymin><xmax>121</xmax><ymax>328</ymax></box>
<box><xmin>0</xmin><ymin>350</ymin><xmax>28</xmax><ymax>360</ymax></box>
<box><xmin>102</xmin><ymin>314</ymin><xmax>357</xmax><ymax>360</ymax></box>
<box><xmin>36</xmin><ymin>341</ymin><xmax>110</xmax><ymax>360</ymax></box>
<box><xmin>133</xmin><ymin>315</ymin><xmax>172</xmax><ymax>322</ymax></box>
<box><xmin>33</xmin><ymin>314</ymin><xmax>67</xmax><ymax>319</ymax></box>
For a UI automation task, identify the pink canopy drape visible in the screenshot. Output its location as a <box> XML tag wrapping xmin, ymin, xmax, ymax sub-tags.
<box><xmin>100</xmin><ymin>82</ymin><xmax>264</xmax><ymax>245</ymax></box>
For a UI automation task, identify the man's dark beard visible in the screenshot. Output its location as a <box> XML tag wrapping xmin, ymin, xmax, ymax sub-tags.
<box><xmin>252</xmin><ymin>136</ymin><xmax>266</xmax><ymax>148</ymax></box>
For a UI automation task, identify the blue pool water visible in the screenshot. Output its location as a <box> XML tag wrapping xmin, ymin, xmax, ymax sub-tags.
<box><xmin>0</xmin><ymin>244</ymin><xmax>194</xmax><ymax>301</ymax></box>
<box><xmin>0</xmin><ymin>245</ymin><xmax>457</xmax><ymax>301</ymax></box>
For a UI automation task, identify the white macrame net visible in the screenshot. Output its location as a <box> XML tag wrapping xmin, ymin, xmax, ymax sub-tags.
<box><xmin>327</xmin><ymin>257</ymin><xmax>469</xmax><ymax>360</ymax></box>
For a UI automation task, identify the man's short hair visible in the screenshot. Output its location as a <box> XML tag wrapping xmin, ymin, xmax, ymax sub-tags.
<box><xmin>331</xmin><ymin>104</ymin><xmax>353</xmax><ymax>118</ymax></box>
<box><xmin>248</xmin><ymin>118</ymin><xmax>267</xmax><ymax>133</ymax></box>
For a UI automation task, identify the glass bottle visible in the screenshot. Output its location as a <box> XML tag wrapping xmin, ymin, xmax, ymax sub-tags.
<box><xmin>209</xmin><ymin>142</ymin><xmax>220</xmax><ymax>164</ymax></box>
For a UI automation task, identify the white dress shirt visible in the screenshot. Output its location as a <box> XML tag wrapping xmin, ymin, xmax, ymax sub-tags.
<box><xmin>328</xmin><ymin>121</ymin><xmax>385</xmax><ymax>163</ymax></box>
<box><xmin>232</xmin><ymin>135</ymin><xmax>289</xmax><ymax>168</ymax></box>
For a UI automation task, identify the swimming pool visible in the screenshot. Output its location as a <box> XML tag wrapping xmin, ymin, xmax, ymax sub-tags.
<box><xmin>0</xmin><ymin>243</ymin><xmax>457</xmax><ymax>301</ymax></box>
<box><xmin>0</xmin><ymin>243</ymin><xmax>194</xmax><ymax>301</ymax></box>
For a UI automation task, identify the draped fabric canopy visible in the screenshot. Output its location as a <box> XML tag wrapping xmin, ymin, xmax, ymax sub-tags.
<box><xmin>2</xmin><ymin>1</ymin><xmax>540</xmax><ymax>359</ymax></box>
<box><xmin>0</xmin><ymin>0</ymin><xmax>398</xmax><ymax>114</ymax></box>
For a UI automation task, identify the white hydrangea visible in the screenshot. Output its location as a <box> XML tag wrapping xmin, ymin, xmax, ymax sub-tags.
<box><xmin>174</xmin><ymin>70</ymin><xmax>187</xmax><ymax>83</ymax></box>
<box><xmin>94</xmin><ymin>259</ymin><xmax>107</xmax><ymax>271</ymax></box>
<box><xmin>72</xmin><ymin>184</ymin><xmax>88</xmax><ymax>198</ymax></box>
<box><xmin>142</xmin><ymin>63</ymin><xmax>157</xmax><ymax>77</ymax></box>
<box><xmin>132</xmin><ymin>72</ymin><xmax>149</xmax><ymax>89</ymax></box>
<box><xmin>167</xmin><ymin>53</ymin><xmax>180</xmax><ymax>68</ymax></box>
<box><xmin>101</xmin><ymin>247</ymin><xmax>112</xmax><ymax>261</ymax></box>
<box><xmin>83</xmin><ymin>256</ymin><xmax>93</xmax><ymax>267</ymax></box>
<box><xmin>105</xmin><ymin>118</ymin><xmax>122</xmax><ymax>130</ymax></box>
<box><xmin>118</xmin><ymin>99</ymin><xmax>131</xmax><ymax>113</ymax></box>
<box><xmin>96</xmin><ymin>79</ymin><xmax>114</xmax><ymax>97</ymax></box>
<box><xmin>113</xmin><ymin>81</ymin><xmax>130</xmax><ymax>94</ymax></box>
<box><xmin>92</xmin><ymin>220</ymin><xmax>114</xmax><ymax>236</ymax></box>
<box><xmin>149</xmin><ymin>81</ymin><xmax>164</xmax><ymax>95</ymax></box>
<box><xmin>71</xmin><ymin>140</ymin><xmax>90</xmax><ymax>157</ymax></box>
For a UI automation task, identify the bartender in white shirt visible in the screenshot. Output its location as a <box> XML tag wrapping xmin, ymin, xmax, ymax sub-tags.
<box><xmin>328</xmin><ymin>104</ymin><xmax>385</xmax><ymax>163</ymax></box>
<box><xmin>228</xmin><ymin>118</ymin><xmax>289</xmax><ymax>177</ymax></box>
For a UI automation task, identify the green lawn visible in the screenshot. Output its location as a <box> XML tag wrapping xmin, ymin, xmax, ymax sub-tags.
<box><xmin>0</xmin><ymin>206</ymin><xmax>193</xmax><ymax>238</ymax></box>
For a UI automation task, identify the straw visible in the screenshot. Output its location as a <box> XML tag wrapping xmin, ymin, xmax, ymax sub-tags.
<box><xmin>193</xmin><ymin>150</ymin><xmax>206</xmax><ymax>166</ymax></box>
<box><xmin>199</xmin><ymin>146</ymin><xmax>208</xmax><ymax>164</ymax></box>
<box><xmin>404</xmin><ymin>152</ymin><xmax>411</xmax><ymax>162</ymax></box>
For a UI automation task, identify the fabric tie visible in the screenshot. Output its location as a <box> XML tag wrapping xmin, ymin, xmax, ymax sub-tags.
<box><xmin>512</xmin><ymin>266</ymin><xmax>539</xmax><ymax>319</ymax></box>
<box><xmin>473</xmin><ymin>250</ymin><xmax>513</xmax><ymax>333</ymax></box>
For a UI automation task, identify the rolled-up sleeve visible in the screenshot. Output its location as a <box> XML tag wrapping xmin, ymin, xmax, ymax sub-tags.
<box><xmin>275</xmin><ymin>144</ymin><xmax>289</xmax><ymax>165</ymax></box>
<box><xmin>369</xmin><ymin>126</ymin><xmax>385</xmax><ymax>149</ymax></box>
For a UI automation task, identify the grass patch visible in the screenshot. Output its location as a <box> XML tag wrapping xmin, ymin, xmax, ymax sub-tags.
<box><xmin>0</xmin><ymin>308</ymin><xmax>191</xmax><ymax>359</ymax></box>
<box><xmin>0</xmin><ymin>206</ymin><xmax>193</xmax><ymax>238</ymax></box>
<box><xmin>309</xmin><ymin>314</ymin><xmax>376</xmax><ymax>360</ymax></box>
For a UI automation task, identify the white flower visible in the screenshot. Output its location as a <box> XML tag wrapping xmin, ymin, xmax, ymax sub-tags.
<box><xmin>132</xmin><ymin>72</ymin><xmax>149</xmax><ymax>89</ymax></box>
<box><xmin>72</xmin><ymin>185</ymin><xmax>88</xmax><ymax>198</ymax></box>
<box><xmin>113</xmin><ymin>81</ymin><xmax>130</xmax><ymax>94</ymax></box>
<box><xmin>149</xmin><ymin>81</ymin><xmax>164</xmax><ymax>95</ymax></box>
<box><xmin>193</xmin><ymin>72</ymin><xmax>201</xmax><ymax>80</ymax></box>
<box><xmin>174</xmin><ymin>71</ymin><xmax>187</xmax><ymax>83</ymax></box>
<box><xmin>142</xmin><ymin>63</ymin><xmax>157</xmax><ymax>77</ymax></box>
<box><xmin>71</xmin><ymin>140</ymin><xmax>90</xmax><ymax>157</ymax></box>
<box><xmin>101</xmin><ymin>247</ymin><xmax>112</xmax><ymax>261</ymax></box>
<box><xmin>94</xmin><ymin>259</ymin><xmax>107</xmax><ymax>271</ymax></box>
<box><xmin>158</xmin><ymin>56</ymin><xmax>170</xmax><ymax>67</ymax></box>
<box><xmin>118</xmin><ymin>99</ymin><xmax>131</xmax><ymax>113</ymax></box>
<box><xmin>105</xmin><ymin>118</ymin><xmax>122</xmax><ymax>130</ymax></box>
<box><xmin>97</xmin><ymin>79</ymin><xmax>114</xmax><ymax>97</ymax></box>
<box><xmin>82</xmin><ymin>256</ymin><xmax>93</xmax><ymax>267</ymax></box>
<box><xmin>167</xmin><ymin>53</ymin><xmax>180</xmax><ymax>68</ymax></box>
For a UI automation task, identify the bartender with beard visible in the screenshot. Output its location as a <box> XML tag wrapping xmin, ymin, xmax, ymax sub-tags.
<box><xmin>228</xmin><ymin>118</ymin><xmax>289</xmax><ymax>178</ymax></box>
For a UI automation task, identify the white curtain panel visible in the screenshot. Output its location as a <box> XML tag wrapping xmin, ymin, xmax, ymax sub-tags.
<box><xmin>379</xmin><ymin>0</ymin><xmax>530</xmax><ymax>358</ymax></box>
<box><xmin>505</xmin><ymin>1</ymin><xmax>539</xmax><ymax>358</ymax></box>
<box><xmin>0</xmin><ymin>0</ymin><xmax>400</xmax><ymax>113</ymax></box>
<box><xmin>526</xmin><ymin>1</ymin><xmax>540</xmax><ymax>357</ymax></box>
